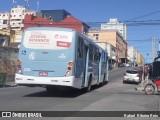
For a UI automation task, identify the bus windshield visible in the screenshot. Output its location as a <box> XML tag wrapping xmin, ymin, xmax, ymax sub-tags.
<box><xmin>23</xmin><ymin>30</ymin><xmax>73</xmax><ymax>50</ymax></box>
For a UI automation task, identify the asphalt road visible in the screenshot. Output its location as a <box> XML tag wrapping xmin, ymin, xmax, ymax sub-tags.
<box><xmin>0</xmin><ymin>67</ymin><xmax>160</xmax><ymax>120</ymax></box>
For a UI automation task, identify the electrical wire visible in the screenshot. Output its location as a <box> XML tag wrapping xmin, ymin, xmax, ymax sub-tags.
<box><xmin>124</xmin><ymin>10</ymin><xmax>160</xmax><ymax>22</ymax></box>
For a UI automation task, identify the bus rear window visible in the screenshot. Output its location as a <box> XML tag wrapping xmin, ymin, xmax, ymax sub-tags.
<box><xmin>23</xmin><ymin>30</ymin><xmax>73</xmax><ymax>50</ymax></box>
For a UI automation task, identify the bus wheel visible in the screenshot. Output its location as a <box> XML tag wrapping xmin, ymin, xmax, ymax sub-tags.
<box><xmin>102</xmin><ymin>74</ymin><xmax>106</xmax><ymax>85</ymax></box>
<box><xmin>86</xmin><ymin>75</ymin><xmax>92</xmax><ymax>92</ymax></box>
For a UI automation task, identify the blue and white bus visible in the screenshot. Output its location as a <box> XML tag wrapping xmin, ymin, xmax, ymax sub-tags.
<box><xmin>15</xmin><ymin>27</ymin><xmax>108</xmax><ymax>92</ymax></box>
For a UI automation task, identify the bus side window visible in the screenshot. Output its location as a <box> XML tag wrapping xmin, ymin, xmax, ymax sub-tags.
<box><xmin>93</xmin><ymin>48</ymin><xmax>99</xmax><ymax>62</ymax></box>
<box><xmin>89</xmin><ymin>46</ymin><xmax>93</xmax><ymax>61</ymax></box>
<box><xmin>77</xmin><ymin>37</ymin><xmax>84</xmax><ymax>59</ymax></box>
<box><xmin>102</xmin><ymin>52</ymin><xmax>106</xmax><ymax>63</ymax></box>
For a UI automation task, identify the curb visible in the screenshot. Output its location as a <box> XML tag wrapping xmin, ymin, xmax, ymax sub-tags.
<box><xmin>135</xmin><ymin>87</ymin><xmax>144</xmax><ymax>91</ymax></box>
<box><xmin>0</xmin><ymin>82</ymin><xmax>18</xmax><ymax>88</ymax></box>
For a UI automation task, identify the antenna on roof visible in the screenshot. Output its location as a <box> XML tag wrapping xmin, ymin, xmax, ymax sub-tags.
<box><xmin>12</xmin><ymin>0</ymin><xmax>17</xmax><ymax>8</ymax></box>
<box><xmin>24</xmin><ymin>0</ymin><xmax>29</xmax><ymax>9</ymax></box>
<box><xmin>36</xmin><ymin>0</ymin><xmax>40</xmax><ymax>12</ymax></box>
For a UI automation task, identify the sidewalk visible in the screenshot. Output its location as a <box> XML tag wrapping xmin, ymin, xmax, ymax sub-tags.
<box><xmin>109</xmin><ymin>66</ymin><xmax>119</xmax><ymax>72</ymax></box>
<box><xmin>0</xmin><ymin>74</ymin><xmax>17</xmax><ymax>88</ymax></box>
<box><xmin>135</xmin><ymin>76</ymin><xmax>149</xmax><ymax>91</ymax></box>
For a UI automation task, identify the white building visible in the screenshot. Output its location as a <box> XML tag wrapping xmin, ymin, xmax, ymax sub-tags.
<box><xmin>101</xmin><ymin>18</ymin><xmax>127</xmax><ymax>40</ymax></box>
<box><xmin>0</xmin><ymin>12</ymin><xmax>10</xmax><ymax>29</ymax></box>
<box><xmin>10</xmin><ymin>6</ymin><xmax>36</xmax><ymax>30</ymax></box>
<box><xmin>128</xmin><ymin>46</ymin><xmax>138</xmax><ymax>66</ymax></box>
<box><xmin>0</xmin><ymin>6</ymin><xmax>36</xmax><ymax>31</ymax></box>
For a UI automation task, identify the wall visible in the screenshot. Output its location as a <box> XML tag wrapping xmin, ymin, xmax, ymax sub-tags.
<box><xmin>0</xmin><ymin>46</ymin><xmax>18</xmax><ymax>84</ymax></box>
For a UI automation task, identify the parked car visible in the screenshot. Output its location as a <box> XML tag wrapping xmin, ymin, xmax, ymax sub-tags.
<box><xmin>120</xmin><ymin>63</ymin><xmax>125</xmax><ymax>67</ymax></box>
<box><xmin>125</xmin><ymin>63</ymin><xmax>130</xmax><ymax>67</ymax></box>
<box><xmin>123</xmin><ymin>69</ymin><xmax>142</xmax><ymax>84</ymax></box>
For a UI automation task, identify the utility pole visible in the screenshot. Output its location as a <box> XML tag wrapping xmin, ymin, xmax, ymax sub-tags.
<box><xmin>152</xmin><ymin>36</ymin><xmax>156</xmax><ymax>62</ymax></box>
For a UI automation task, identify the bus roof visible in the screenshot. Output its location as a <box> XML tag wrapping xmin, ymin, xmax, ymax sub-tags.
<box><xmin>24</xmin><ymin>27</ymin><xmax>76</xmax><ymax>32</ymax></box>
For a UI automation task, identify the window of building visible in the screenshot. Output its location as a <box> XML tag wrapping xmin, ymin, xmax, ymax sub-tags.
<box><xmin>93</xmin><ymin>34</ymin><xmax>99</xmax><ymax>37</ymax></box>
<box><xmin>12</xmin><ymin>10</ymin><xmax>14</xmax><ymax>13</ymax></box>
<box><xmin>3</xmin><ymin>20</ymin><xmax>7</xmax><ymax>24</ymax></box>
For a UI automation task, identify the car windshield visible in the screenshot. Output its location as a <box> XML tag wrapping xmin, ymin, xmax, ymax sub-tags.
<box><xmin>126</xmin><ymin>70</ymin><xmax>138</xmax><ymax>74</ymax></box>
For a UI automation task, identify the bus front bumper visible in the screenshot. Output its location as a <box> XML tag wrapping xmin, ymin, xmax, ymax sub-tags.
<box><xmin>15</xmin><ymin>74</ymin><xmax>81</xmax><ymax>89</ymax></box>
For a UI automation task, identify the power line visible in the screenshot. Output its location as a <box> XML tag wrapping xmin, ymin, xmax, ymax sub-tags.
<box><xmin>86</xmin><ymin>19</ymin><xmax>160</xmax><ymax>27</ymax></box>
<box><xmin>124</xmin><ymin>10</ymin><xmax>160</xmax><ymax>22</ymax></box>
<box><xmin>127</xmin><ymin>39</ymin><xmax>151</xmax><ymax>41</ymax></box>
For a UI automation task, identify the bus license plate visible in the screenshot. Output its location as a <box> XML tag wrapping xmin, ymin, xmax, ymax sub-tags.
<box><xmin>39</xmin><ymin>72</ymin><xmax>48</xmax><ymax>76</ymax></box>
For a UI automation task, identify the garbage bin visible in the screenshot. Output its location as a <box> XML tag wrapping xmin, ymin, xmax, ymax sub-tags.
<box><xmin>0</xmin><ymin>73</ymin><xmax>6</xmax><ymax>87</ymax></box>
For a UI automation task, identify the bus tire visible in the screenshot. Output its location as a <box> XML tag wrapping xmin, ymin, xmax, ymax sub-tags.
<box><xmin>86</xmin><ymin>75</ymin><xmax>92</xmax><ymax>92</ymax></box>
<box><xmin>102</xmin><ymin>73</ymin><xmax>106</xmax><ymax>85</ymax></box>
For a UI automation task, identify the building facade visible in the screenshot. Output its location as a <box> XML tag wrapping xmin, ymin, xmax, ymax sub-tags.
<box><xmin>137</xmin><ymin>53</ymin><xmax>144</xmax><ymax>65</ymax></box>
<box><xmin>88</xmin><ymin>29</ymin><xmax>127</xmax><ymax>67</ymax></box>
<box><xmin>0</xmin><ymin>12</ymin><xmax>10</xmax><ymax>30</ymax></box>
<box><xmin>23</xmin><ymin>14</ymin><xmax>90</xmax><ymax>34</ymax></box>
<box><xmin>127</xmin><ymin>46</ymin><xmax>139</xmax><ymax>66</ymax></box>
<box><xmin>41</xmin><ymin>10</ymin><xmax>71</xmax><ymax>22</ymax></box>
<box><xmin>10</xmin><ymin>6</ymin><xmax>36</xmax><ymax>30</ymax></box>
<box><xmin>101</xmin><ymin>18</ymin><xmax>127</xmax><ymax>40</ymax></box>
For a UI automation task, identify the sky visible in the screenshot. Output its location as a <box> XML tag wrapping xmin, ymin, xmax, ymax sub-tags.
<box><xmin>1</xmin><ymin>0</ymin><xmax>160</xmax><ymax>63</ymax></box>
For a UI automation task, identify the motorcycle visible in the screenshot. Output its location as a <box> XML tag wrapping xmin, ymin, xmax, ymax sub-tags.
<box><xmin>144</xmin><ymin>77</ymin><xmax>160</xmax><ymax>95</ymax></box>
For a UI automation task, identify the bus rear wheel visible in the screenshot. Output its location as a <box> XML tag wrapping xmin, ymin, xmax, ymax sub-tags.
<box><xmin>101</xmin><ymin>73</ymin><xmax>107</xmax><ymax>86</ymax></box>
<box><xmin>86</xmin><ymin>75</ymin><xmax>92</xmax><ymax>92</ymax></box>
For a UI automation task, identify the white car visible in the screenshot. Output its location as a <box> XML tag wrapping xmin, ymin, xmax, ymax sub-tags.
<box><xmin>125</xmin><ymin>63</ymin><xmax>130</xmax><ymax>67</ymax></box>
<box><xmin>123</xmin><ymin>70</ymin><xmax>142</xmax><ymax>84</ymax></box>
